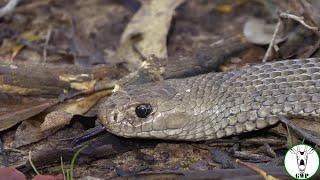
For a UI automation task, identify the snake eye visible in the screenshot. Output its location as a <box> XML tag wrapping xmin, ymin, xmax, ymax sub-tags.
<box><xmin>135</xmin><ymin>104</ymin><xmax>152</xmax><ymax>118</ymax></box>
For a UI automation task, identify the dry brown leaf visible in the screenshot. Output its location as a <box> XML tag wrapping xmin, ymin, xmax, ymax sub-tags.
<box><xmin>70</xmin><ymin>80</ymin><xmax>96</xmax><ymax>92</ymax></box>
<box><xmin>40</xmin><ymin>90</ymin><xmax>111</xmax><ymax>131</ymax></box>
<box><xmin>0</xmin><ymin>59</ymin><xmax>105</xmax><ymax>96</ymax></box>
<box><xmin>59</xmin><ymin>73</ymin><xmax>93</xmax><ymax>82</ymax></box>
<box><xmin>40</xmin><ymin>110</ymin><xmax>73</xmax><ymax>131</ymax></box>
<box><xmin>0</xmin><ymin>99</ymin><xmax>58</xmax><ymax>132</ymax></box>
<box><xmin>13</xmin><ymin>119</ymin><xmax>59</xmax><ymax>148</ymax></box>
<box><xmin>116</xmin><ymin>0</ymin><xmax>185</xmax><ymax>71</ymax></box>
<box><xmin>0</xmin><ymin>30</ymin><xmax>42</xmax><ymax>60</ymax></box>
<box><xmin>0</xmin><ymin>39</ymin><xmax>18</xmax><ymax>55</ymax></box>
<box><xmin>0</xmin><ymin>84</ymin><xmax>43</xmax><ymax>95</ymax></box>
<box><xmin>214</xmin><ymin>4</ymin><xmax>234</xmax><ymax>13</ymax></box>
<box><xmin>59</xmin><ymin>73</ymin><xmax>97</xmax><ymax>92</ymax></box>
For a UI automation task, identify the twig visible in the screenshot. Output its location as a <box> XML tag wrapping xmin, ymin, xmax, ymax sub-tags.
<box><xmin>15</xmin><ymin>37</ymin><xmax>70</xmax><ymax>56</ymax></box>
<box><xmin>262</xmin><ymin>12</ymin><xmax>320</xmax><ymax>62</ymax></box>
<box><xmin>288</xmin><ymin>3</ymin><xmax>320</xmax><ymax>58</ymax></box>
<box><xmin>280</xmin><ymin>13</ymin><xmax>319</xmax><ymax>31</ymax></box>
<box><xmin>285</xmin><ymin>123</ymin><xmax>294</xmax><ymax>148</ymax></box>
<box><xmin>236</xmin><ymin>159</ymin><xmax>280</xmax><ymax>180</ymax></box>
<box><xmin>16</xmin><ymin>0</ymin><xmax>51</xmax><ymax>12</ymax></box>
<box><xmin>233</xmin><ymin>151</ymin><xmax>272</xmax><ymax>162</ymax></box>
<box><xmin>43</xmin><ymin>26</ymin><xmax>53</xmax><ymax>62</ymax></box>
<box><xmin>298</xmin><ymin>0</ymin><xmax>320</xmax><ymax>27</ymax></box>
<box><xmin>5</xmin><ymin>147</ymin><xmax>26</xmax><ymax>154</ymax></box>
<box><xmin>262</xmin><ymin>20</ymin><xmax>281</xmax><ymax>62</ymax></box>
<box><xmin>278</xmin><ymin>116</ymin><xmax>320</xmax><ymax>146</ymax></box>
<box><xmin>0</xmin><ymin>0</ymin><xmax>21</xmax><ymax>18</ymax></box>
<box><xmin>257</xmin><ymin>143</ymin><xmax>277</xmax><ymax>158</ymax></box>
<box><xmin>28</xmin><ymin>151</ymin><xmax>40</xmax><ymax>175</ymax></box>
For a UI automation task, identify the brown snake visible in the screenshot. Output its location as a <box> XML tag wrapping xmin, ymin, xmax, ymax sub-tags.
<box><xmin>98</xmin><ymin>58</ymin><xmax>320</xmax><ymax>141</ymax></box>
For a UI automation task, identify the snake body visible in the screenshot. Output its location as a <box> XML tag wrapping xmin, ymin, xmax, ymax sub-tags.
<box><xmin>98</xmin><ymin>58</ymin><xmax>320</xmax><ymax>141</ymax></box>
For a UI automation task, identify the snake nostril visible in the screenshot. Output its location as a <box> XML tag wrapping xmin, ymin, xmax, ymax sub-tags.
<box><xmin>113</xmin><ymin>112</ymin><xmax>118</xmax><ymax>122</ymax></box>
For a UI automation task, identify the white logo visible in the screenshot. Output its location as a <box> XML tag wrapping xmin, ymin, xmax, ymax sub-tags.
<box><xmin>284</xmin><ymin>144</ymin><xmax>319</xmax><ymax>179</ymax></box>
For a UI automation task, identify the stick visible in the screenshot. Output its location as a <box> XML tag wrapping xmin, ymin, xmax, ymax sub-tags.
<box><xmin>262</xmin><ymin>20</ymin><xmax>282</xmax><ymax>62</ymax></box>
<box><xmin>263</xmin><ymin>12</ymin><xmax>320</xmax><ymax>62</ymax></box>
<box><xmin>278</xmin><ymin>116</ymin><xmax>320</xmax><ymax>146</ymax></box>
<box><xmin>0</xmin><ymin>0</ymin><xmax>21</xmax><ymax>18</ymax></box>
<box><xmin>280</xmin><ymin>13</ymin><xmax>319</xmax><ymax>31</ymax></box>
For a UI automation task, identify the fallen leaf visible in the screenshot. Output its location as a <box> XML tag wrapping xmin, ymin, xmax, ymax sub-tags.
<box><xmin>243</xmin><ymin>18</ymin><xmax>286</xmax><ymax>45</ymax></box>
<box><xmin>0</xmin><ymin>84</ymin><xmax>44</xmax><ymax>95</ymax></box>
<box><xmin>40</xmin><ymin>110</ymin><xmax>73</xmax><ymax>131</ymax></box>
<box><xmin>214</xmin><ymin>5</ymin><xmax>233</xmax><ymax>13</ymax></box>
<box><xmin>0</xmin><ymin>99</ymin><xmax>58</xmax><ymax>132</ymax></box>
<box><xmin>41</xmin><ymin>90</ymin><xmax>111</xmax><ymax>131</ymax></box>
<box><xmin>13</xmin><ymin>119</ymin><xmax>59</xmax><ymax>148</ymax></box>
<box><xmin>0</xmin><ymin>39</ymin><xmax>17</xmax><ymax>55</ymax></box>
<box><xmin>116</xmin><ymin>0</ymin><xmax>185</xmax><ymax>71</ymax></box>
<box><xmin>59</xmin><ymin>73</ymin><xmax>96</xmax><ymax>92</ymax></box>
<box><xmin>0</xmin><ymin>59</ymin><xmax>106</xmax><ymax>96</ymax></box>
<box><xmin>5</xmin><ymin>30</ymin><xmax>41</xmax><ymax>60</ymax></box>
<box><xmin>59</xmin><ymin>73</ymin><xmax>92</xmax><ymax>83</ymax></box>
<box><xmin>70</xmin><ymin>80</ymin><xmax>96</xmax><ymax>92</ymax></box>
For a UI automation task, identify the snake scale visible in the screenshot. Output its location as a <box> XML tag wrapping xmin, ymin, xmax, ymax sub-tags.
<box><xmin>98</xmin><ymin>58</ymin><xmax>320</xmax><ymax>141</ymax></box>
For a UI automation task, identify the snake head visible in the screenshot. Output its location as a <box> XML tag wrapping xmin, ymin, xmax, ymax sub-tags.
<box><xmin>98</xmin><ymin>81</ymin><xmax>192</xmax><ymax>140</ymax></box>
